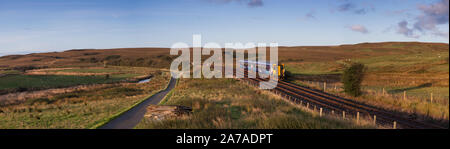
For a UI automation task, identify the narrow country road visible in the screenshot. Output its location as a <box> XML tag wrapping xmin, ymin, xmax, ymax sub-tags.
<box><xmin>99</xmin><ymin>77</ymin><xmax>177</xmax><ymax>129</ymax></box>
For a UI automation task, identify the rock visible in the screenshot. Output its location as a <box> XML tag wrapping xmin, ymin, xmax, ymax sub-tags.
<box><xmin>144</xmin><ymin>105</ymin><xmax>192</xmax><ymax>121</ymax></box>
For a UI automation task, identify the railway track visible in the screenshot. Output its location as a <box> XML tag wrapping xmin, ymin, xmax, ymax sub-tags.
<box><xmin>236</xmin><ymin>71</ymin><xmax>445</xmax><ymax>129</ymax></box>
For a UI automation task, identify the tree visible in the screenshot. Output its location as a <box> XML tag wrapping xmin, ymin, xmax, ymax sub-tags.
<box><xmin>341</xmin><ymin>63</ymin><xmax>365</xmax><ymax>97</ymax></box>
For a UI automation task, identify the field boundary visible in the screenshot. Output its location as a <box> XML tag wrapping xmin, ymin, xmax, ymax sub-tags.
<box><xmin>158</xmin><ymin>79</ymin><xmax>179</xmax><ymax>105</ymax></box>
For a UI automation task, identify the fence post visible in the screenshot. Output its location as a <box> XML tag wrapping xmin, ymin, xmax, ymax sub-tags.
<box><xmin>357</xmin><ymin>112</ymin><xmax>360</xmax><ymax>124</ymax></box>
<box><xmin>343</xmin><ymin>111</ymin><xmax>346</xmax><ymax>119</ymax></box>
<box><xmin>320</xmin><ymin>108</ymin><xmax>323</xmax><ymax>117</ymax></box>
<box><xmin>403</xmin><ymin>91</ymin><xmax>406</xmax><ymax>100</ymax></box>
<box><xmin>382</xmin><ymin>88</ymin><xmax>385</xmax><ymax>96</ymax></box>
<box><xmin>323</xmin><ymin>82</ymin><xmax>326</xmax><ymax>91</ymax></box>
<box><xmin>393</xmin><ymin>121</ymin><xmax>397</xmax><ymax>129</ymax></box>
<box><xmin>431</xmin><ymin>93</ymin><xmax>433</xmax><ymax>103</ymax></box>
<box><xmin>373</xmin><ymin>115</ymin><xmax>377</xmax><ymax>125</ymax></box>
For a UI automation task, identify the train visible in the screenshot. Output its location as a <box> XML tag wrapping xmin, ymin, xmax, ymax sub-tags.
<box><xmin>238</xmin><ymin>60</ymin><xmax>286</xmax><ymax>80</ymax></box>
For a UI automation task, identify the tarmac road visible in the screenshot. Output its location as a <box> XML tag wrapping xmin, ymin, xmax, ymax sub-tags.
<box><xmin>99</xmin><ymin>77</ymin><xmax>177</xmax><ymax>129</ymax></box>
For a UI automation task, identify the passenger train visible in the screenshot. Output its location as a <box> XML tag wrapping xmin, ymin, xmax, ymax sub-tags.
<box><xmin>238</xmin><ymin>60</ymin><xmax>286</xmax><ymax>80</ymax></box>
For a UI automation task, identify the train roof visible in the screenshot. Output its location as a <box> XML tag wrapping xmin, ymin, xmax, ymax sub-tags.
<box><xmin>238</xmin><ymin>60</ymin><xmax>277</xmax><ymax>65</ymax></box>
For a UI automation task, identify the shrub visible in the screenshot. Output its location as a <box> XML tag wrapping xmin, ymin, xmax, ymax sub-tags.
<box><xmin>78</xmin><ymin>58</ymin><xmax>86</xmax><ymax>62</ymax></box>
<box><xmin>26</xmin><ymin>98</ymin><xmax>51</xmax><ymax>105</ymax></box>
<box><xmin>89</xmin><ymin>57</ymin><xmax>99</xmax><ymax>63</ymax></box>
<box><xmin>106</xmin><ymin>87</ymin><xmax>143</xmax><ymax>96</ymax></box>
<box><xmin>83</xmin><ymin>52</ymin><xmax>99</xmax><ymax>56</ymax></box>
<box><xmin>104</xmin><ymin>55</ymin><xmax>121</xmax><ymax>60</ymax></box>
<box><xmin>13</xmin><ymin>66</ymin><xmax>39</xmax><ymax>72</ymax></box>
<box><xmin>55</xmin><ymin>93</ymin><xmax>79</xmax><ymax>99</ymax></box>
<box><xmin>341</xmin><ymin>63</ymin><xmax>365</xmax><ymax>97</ymax></box>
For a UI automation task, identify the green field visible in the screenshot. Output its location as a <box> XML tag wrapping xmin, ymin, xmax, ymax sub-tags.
<box><xmin>285</xmin><ymin>62</ymin><xmax>344</xmax><ymax>75</ymax></box>
<box><xmin>0</xmin><ymin>74</ymin><xmax>138</xmax><ymax>91</ymax></box>
<box><xmin>50</xmin><ymin>68</ymin><xmax>121</xmax><ymax>73</ymax></box>
<box><xmin>285</xmin><ymin>51</ymin><xmax>448</xmax><ymax>75</ymax></box>
<box><xmin>0</xmin><ymin>70</ymin><xmax>21</xmax><ymax>75</ymax></box>
<box><xmin>353</xmin><ymin>51</ymin><xmax>449</xmax><ymax>73</ymax></box>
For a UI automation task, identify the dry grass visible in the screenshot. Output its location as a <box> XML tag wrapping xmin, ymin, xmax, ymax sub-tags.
<box><xmin>281</xmin><ymin>42</ymin><xmax>449</xmax><ymax>126</ymax></box>
<box><xmin>1</xmin><ymin>41</ymin><xmax>447</xmax><ymax>128</ymax></box>
<box><xmin>292</xmin><ymin>80</ymin><xmax>449</xmax><ymax>127</ymax></box>
<box><xmin>0</xmin><ymin>70</ymin><xmax>170</xmax><ymax>129</ymax></box>
<box><xmin>135</xmin><ymin>78</ymin><xmax>374</xmax><ymax>129</ymax></box>
<box><xmin>0</xmin><ymin>48</ymin><xmax>172</xmax><ymax>68</ymax></box>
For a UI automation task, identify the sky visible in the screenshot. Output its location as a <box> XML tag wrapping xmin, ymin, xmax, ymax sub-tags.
<box><xmin>0</xmin><ymin>0</ymin><xmax>449</xmax><ymax>56</ymax></box>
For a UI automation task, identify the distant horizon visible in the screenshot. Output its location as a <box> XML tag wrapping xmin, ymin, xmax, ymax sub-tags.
<box><xmin>1</xmin><ymin>40</ymin><xmax>448</xmax><ymax>57</ymax></box>
<box><xmin>1</xmin><ymin>0</ymin><xmax>448</xmax><ymax>57</ymax></box>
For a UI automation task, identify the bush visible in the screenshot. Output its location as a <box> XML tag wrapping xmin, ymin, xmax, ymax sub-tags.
<box><xmin>55</xmin><ymin>93</ymin><xmax>79</xmax><ymax>99</ymax></box>
<box><xmin>89</xmin><ymin>57</ymin><xmax>99</xmax><ymax>63</ymax></box>
<box><xmin>341</xmin><ymin>63</ymin><xmax>365</xmax><ymax>97</ymax></box>
<box><xmin>12</xmin><ymin>66</ymin><xmax>40</xmax><ymax>72</ymax></box>
<box><xmin>106</xmin><ymin>57</ymin><xmax>171</xmax><ymax>68</ymax></box>
<box><xmin>106</xmin><ymin>87</ymin><xmax>143</xmax><ymax>96</ymax></box>
<box><xmin>104</xmin><ymin>55</ymin><xmax>121</xmax><ymax>60</ymax></box>
<box><xmin>83</xmin><ymin>52</ymin><xmax>99</xmax><ymax>56</ymax></box>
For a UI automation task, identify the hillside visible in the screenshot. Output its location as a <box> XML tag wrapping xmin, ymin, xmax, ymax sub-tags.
<box><xmin>1</xmin><ymin>42</ymin><xmax>447</xmax><ymax>70</ymax></box>
<box><xmin>1</xmin><ymin>42</ymin><xmax>448</xmax><ymax>126</ymax></box>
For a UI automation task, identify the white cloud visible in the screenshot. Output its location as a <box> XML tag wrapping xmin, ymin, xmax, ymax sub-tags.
<box><xmin>397</xmin><ymin>21</ymin><xmax>419</xmax><ymax>38</ymax></box>
<box><xmin>396</xmin><ymin>0</ymin><xmax>449</xmax><ymax>38</ymax></box>
<box><xmin>348</xmin><ymin>25</ymin><xmax>369</xmax><ymax>34</ymax></box>
<box><xmin>208</xmin><ymin>0</ymin><xmax>264</xmax><ymax>7</ymax></box>
<box><xmin>337</xmin><ymin>1</ymin><xmax>374</xmax><ymax>15</ymax></box>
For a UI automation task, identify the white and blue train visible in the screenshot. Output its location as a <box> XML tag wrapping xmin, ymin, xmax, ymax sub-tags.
<box><xmin>238</xmin><ymin>60</ymin><xmax>286</xmax><ymax>80</ymax></box>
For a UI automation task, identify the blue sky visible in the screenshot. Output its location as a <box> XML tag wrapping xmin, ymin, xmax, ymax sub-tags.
<box><xmin>0</xmin><ymin>0</ymin><xmax>448</xmax><ymax>56</ymax></box>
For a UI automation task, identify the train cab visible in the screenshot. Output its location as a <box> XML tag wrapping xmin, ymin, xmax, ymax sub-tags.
<box><xmin>239</xmin><ymin>60</ymin><xmax>285</xmax><ymax>80</ymax></box>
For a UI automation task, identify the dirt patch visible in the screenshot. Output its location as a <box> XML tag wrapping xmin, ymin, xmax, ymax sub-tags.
<box><xmin>144</xmin><ymin>105</ymin><xmax>192</xmax><ymax>121</ymax></box>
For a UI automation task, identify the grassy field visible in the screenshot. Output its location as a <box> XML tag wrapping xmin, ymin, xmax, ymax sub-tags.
<box><xmin>280</xmin><ymin>42</ymin><xmax>449</xmax><ymax>123</ymax></box>
<box><xmin>0</xmin><ymin>71</ymin><xmax>170</xmax><ymax>129</ymax></box>
<box><xmin>285</xmin><ymin>62</ymin><xmax>344</xmax><ymax>75</ymax></box>
<box><xmin>49</xmin><ymin>68</ymin><xmax>121</xmax><ymax>73</ymax></box>
<box><xmin>0</xmin><ymin>70</ymin><xmax>21</xmax><ymax>75</ymax></box>
<box><xmin>136</xmin><ymin>78</ymin><xmax>373</xmax><ymax>129</ymax></box>
<box><xmin>291</xmin><ymin>79</ymin><xmax>449</xmax><ymax>126</ymax></box>
<box><xmin>0</xmin><ymin>66</ymin><xmax>160</xmax><ymax>95</ymax></box>
<box><xmin>0</xmin><ymin>48</ymin><xmax>173</xmax><ymax>69</ymax></box>
<box><xmin>0</xmin><ymin>42</ymin><xmax>447</xmax><ymax>128</ymax></box>
<box><xmin>0</xmin><ymin>74</ymin><xmax>139</xmax><ymax>94</ymax></box>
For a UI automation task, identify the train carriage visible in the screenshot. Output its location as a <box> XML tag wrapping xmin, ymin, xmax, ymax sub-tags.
<box><xmin>238</xmin><ymin>60</ymin><xmax>285</xmax><ymax>80</ymax></box>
